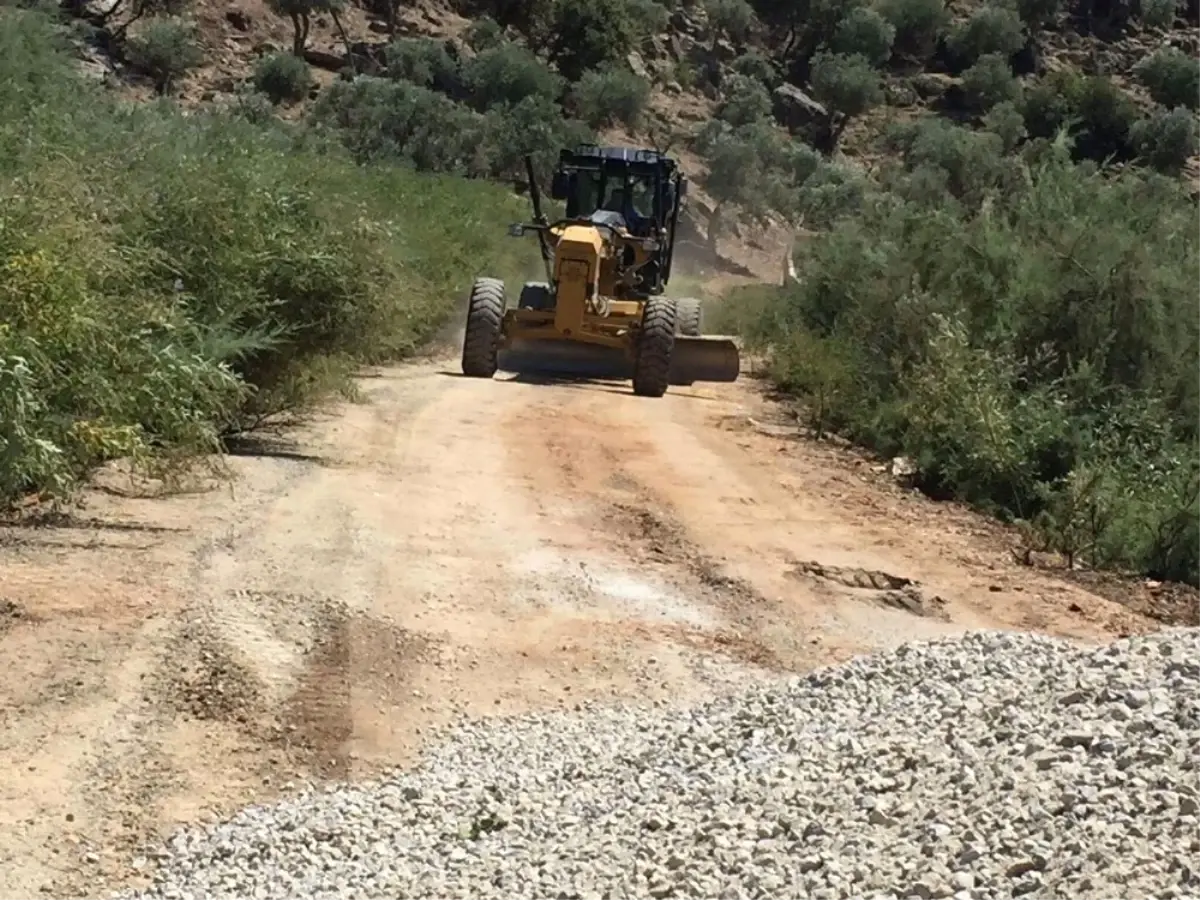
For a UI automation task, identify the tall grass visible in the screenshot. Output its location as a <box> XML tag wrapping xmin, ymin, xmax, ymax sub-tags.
<box><xmin>0</xmin><ymin>7</ymin><xmax>528</xmax><ymax>504</ymax></box>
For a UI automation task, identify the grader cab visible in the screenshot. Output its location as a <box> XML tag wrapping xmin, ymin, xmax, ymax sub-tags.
<box><xmin>459</xmin><ymin>145</ymin><xmax>740</xmax><ymax>397</ymax></box>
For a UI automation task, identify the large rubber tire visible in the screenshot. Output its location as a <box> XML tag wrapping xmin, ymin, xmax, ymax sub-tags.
<box><xmin>518</xmin><ymin>281</ymin><xmax>553</xmax><ymax>311</ymax></box>
<box><xmin>632</xmin><ymin>296</ymin><xmax>677</xmax><ymax>398</ymax></box>
<box><xmin>675</xmin><ymin>297</ymin><xmax>703</xmax><ymax>336</ymax></box>
<box><xmin>461</xmin><ymin>277</ymin><xmax>506</xmax><ymax>378</ymax></box>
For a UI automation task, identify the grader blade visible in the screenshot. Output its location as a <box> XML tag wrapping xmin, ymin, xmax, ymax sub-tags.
<box><xmin>669</xmin><ymin>336</ymin><xmax>740</xmax><ymax>384</ymax></box>
<box><xmin>498</xmin><ymin>339</ymin><xmax>632</xmax><ymax>381</ymax></box>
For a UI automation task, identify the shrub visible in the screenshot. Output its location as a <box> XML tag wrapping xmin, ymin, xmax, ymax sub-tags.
<box><xmin>125</xmin><ymin>16</ymin><xmax>203</xmax><ymax>94</ymax></box>
<box><xmin>831</xmin><ymin>6</ymin><xmax>896</xmax><ymax>68</ymax></box>
<box><xmin>741</xmin><ymin>146</ymin><xmax>1200</xmax><ymax>583</ymax></box>
<box><xmin>310</xmin><ymin>77</ymin><xmax>487</xmax><ymax>172</ymax></box>
<box><xmin>1021</xmin><ymin>70</ymin><xmax>1079</xmax><ymax>139</ymax></box>
<box><xmin>877</xmin><ymin>0</ymin><xmax>948</xmax><ymax>63</ymax></box>
<box><xmin>1140</xmin><ymin>0</ymin><xmax>1179</xmax><ymax>28</ymax></box>
<box><xmin>1071</xmin><ymin>75</ymin><xmax>1139</xmax><ymax>161</ymax></box>
<box><xmin>626</xmin><ymin>0</ymin><xmax>671</xmax><ymax>37</ymax></box>
<box><xmin>461</xmin><ymin>41</ymin><xmax>564</xmax><ymax>110</ymax></box>
<box><xmin>808</xmin><ymin>51</ymin><xmax>882</xmax><ymax>149</ymax></box>
<box><xmin>1134</xmin><ymin>47</ymin><xmax>1200</xmax><ymax>111</ymax></box>
<box><xmin>571</xmin><ymin>66</ymin><xmax>651</xmax><ymax>127</ymax></box>
<box><xmin>715</xmin><ymin>72</ymin><xmax>773</xmax><ymax>126</ymax></box>
<box><xmin>383</xmin><ymin>37</ymin><xmax>460</xmax><ymax>93</ymax></box>
<box><xmin>253</xmin><ymin>51</ymin><xmax>311</xmax><ymax>104</ymax></box>
<box><xmin>0</xmin><ymin>7</ymin><xmax>532</xmax><ymax>505</ymax></box>
<box><xmin>463</xmin><ymin>15</ymin><xmax>504</xmax><ymax>50</ymax></box>
<box><xmin>549</xmin><ymin>0</ymin><xmax>636</xmax><ymax>81</ymax></box>
<box><xmin>960</xmin><ymin>53</ymin><xmax>1020</xmax><ymax>112</ymax></box>
<box><xmin>483</xmin><ymin>94</ymin><xmax>593</xmax><ymax>182</ymax></box>
<box><xmin>1014</xmin><ymin>0</ymin><xmax>1059</xmax><ymax>28</ymax></box>
<box><xmin>946</xmin><ymin>4</ymin><xmax>1025</xmax><ymax>67</ymax></box>
<box><xmin>730</xmin><ymin>49</ymin><xmax>779</xmax><ymax>87</ymax></box>
<box><xmin>1130</xmin><ymin>106</ymin><xmax>1199</xmax><ymax>174</ymax></box>
<box><xmin>705</xmin><ymin>0</ymin><xmax>757</xmax><ymax>44</ymax></box>
<box><xmin>982</xmin><ymin>99</ymin><xmax>1027</xmax><ymax>151</ymax></box>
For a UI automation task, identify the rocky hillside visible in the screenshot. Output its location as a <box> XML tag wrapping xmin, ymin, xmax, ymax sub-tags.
<box><xmin>64</xmin><ymin>0</ymin><xmax>1200</xmax><ymax>273</ymax></box>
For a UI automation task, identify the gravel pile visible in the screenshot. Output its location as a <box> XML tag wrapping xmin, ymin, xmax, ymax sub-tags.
<box><xmin>119</xmin><ymin>629</ymin><xmax>1200</xmax><ymax>900</ymax></box>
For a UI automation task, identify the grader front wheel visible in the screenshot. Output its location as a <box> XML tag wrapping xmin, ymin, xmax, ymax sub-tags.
<box><xmin>632</xmin><ymin>296</ymin><xmax>678</xmax><ymax>398</ymax></box>
<box><xmin>461</xmin><ymin>277</ymin><xmax>506</xmax><ymax>378</ymax></box>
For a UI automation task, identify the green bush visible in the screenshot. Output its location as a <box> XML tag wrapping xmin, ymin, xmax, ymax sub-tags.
<box><xmin>463</xmin><ymin>15</ymin><xmax>505</xmax><ymax>50</ymax></box>
<box><xmin>982</xmin><ymin>99</ymin><xmax>1027</xmax><ymax>151</ymax></box>
<box><xmin>877</xmin><ymin>0</ymin><xmax>948</xmax><ymax>63</ymax></box>
<box><xmin>730</xmin><ymin>49</ymin><xmax>779</xmax><ymax>87</ymax></box>
<box><xmin>705</xmin><ymin>0</ymin><xmax>757</xmax><ymax>44</ymax></box>
<box><xmin>1134</xmin><ymin>47</ymin><xmax>1200</xmax><ymax>111</ymax></box>
<box><xmin>1014</xmin><ymin>0</ymin><xmax>1059</xmax><ymax>28</ymax></box>
<box><xmin>310</xmin><ymin>76</ymin><xmax>488</xmax><ymax>172</ymax></box>
<box><xmin>461</xmin><ymin>40</ymin><xmax>564</xmax><ymax>110</ymax></box>
<box><xmin>125</xmin><ymin>16</ymin><xmax>203</xmax><ymax>94</ymax></box>
<box><xmin>382</xmin><ymin>37</ymin><xmax>461</xmax><ymax>93</ymax></box>
<box><xmin>946</xmin><ymin>3</ymin><xmax>1025</xmax><ymax>67</ymax></box>
<box><xmin>253</xmin><ymin>51</ymin><xmax>311</xmax><ymax>104</ymax></box>
<box><xmin>831</xmin><ymin>6</ymin><xmax>896</xmax><ymax>68</ymax></box>
<box><xmin>715</xmin><ymin>71</ymin><xmax>773</xmax><ymax>126</ymax></box>
<box><xmin>484</xmin><ymin>94</ymin><xmax>593</xmax><ymax>181</ymax></box>
<box><xmin>1130</xmin><ymin>106</ymin><xmax>1199</xmax><ymax>174</ymax></box>
<box><xmin>0</xmin><ymin>8</ymin><xmax>528</xmax><ymax>505</ymax></box>
<box><xmin>808</xmin><ymin>51</ymin><xmax>882</xmax><ymax>148</ymax></box>
<box><xmin>741</xmin><ymin>141</ymin><xmax>1199</xmax><ymax>584</ymax></box>
<box><xmin>960</xmin><ymin>53</ymin><xmax>1020</xmax><ymax>112</ymax></box>
<box><xmin>626</xmin><ymin>0</ymin><xmax>671</xmax><ymax>37</ymax></box>
<box><xmin>549</xmin><ymin>0</ymin><xmax>636</xmax><ymax>81</ymax></box>
<box><xmin>571</xmin><ymin>66</ymin><xmax>651</xmax><ymax>128</ymax></box>
<box><xmin>1140</xmin><ymin>0</ymin><xmax>1180</xmax><ymax>28</ymax></box>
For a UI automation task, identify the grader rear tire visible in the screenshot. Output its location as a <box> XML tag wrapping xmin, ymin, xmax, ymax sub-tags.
<box><xmin>675</xmin><ymin>297</ymin><xmax>703</xmax><ymax>336</ymax></box>
<box><xmin>632</xmin><ymin>296</ymin><xmax>677</xmax><ymax>398</ymax></box>
<box><xmin>461</xmin><ymin>277</ymin><xmax>506</xmax><ymax>378</ymax></box>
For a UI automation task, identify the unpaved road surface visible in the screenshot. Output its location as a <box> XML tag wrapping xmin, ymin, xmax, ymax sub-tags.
<box><xmin>0</xmin><ymin>358</ymin><xmax>1170</xmax><ymax>898</ymax></box>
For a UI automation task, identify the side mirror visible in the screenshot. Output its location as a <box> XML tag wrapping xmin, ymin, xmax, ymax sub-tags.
<box><xmin>508</xmin><ymin>223</ymin><xmax>525</xmax><ymax>237</ymax></box>
<box><xmin>549</xmin><ymin>171</ymin><xmax>570</xmax><ymax>201</ymax></box>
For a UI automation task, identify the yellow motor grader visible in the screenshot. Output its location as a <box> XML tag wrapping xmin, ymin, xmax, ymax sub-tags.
<box><xmin>459</xmin><ymin>145</ymin><xmax>740</xmax><ymax>397</ymax></box>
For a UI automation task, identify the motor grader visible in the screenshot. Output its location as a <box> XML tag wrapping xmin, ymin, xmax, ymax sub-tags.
<box><xmin>459</xmin><ymin>145</ymin><xmax>740</xmax><ymax>397</ymax></box>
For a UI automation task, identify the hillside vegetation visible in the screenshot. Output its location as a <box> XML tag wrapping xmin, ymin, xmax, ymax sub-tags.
<box><xmin>6</xmin><ymin>0</ymin><xmax>1200</xmax><ymax>586</ymax></box>
<box><xmin>0</xmin><ymin>6</ymin><xmax>530</xmax><ymax>506</ymax></box>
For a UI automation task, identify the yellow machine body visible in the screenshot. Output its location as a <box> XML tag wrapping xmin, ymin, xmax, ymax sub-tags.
<box><xmin>496</xmin><ymin>221</ymin><xmax>740</xmax><ymax>385</ymax></box>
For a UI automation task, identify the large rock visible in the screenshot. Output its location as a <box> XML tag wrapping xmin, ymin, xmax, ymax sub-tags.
<box><xmin>772</xmin><ymin>83</ymin><xmax>827</xmax><ymax>134</ymax></box>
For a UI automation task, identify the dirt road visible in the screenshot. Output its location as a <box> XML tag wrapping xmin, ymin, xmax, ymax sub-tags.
<box><xmin>0</xmin><ymin>358</ymin><xmax>1166</xmax><ymax>898</ymax></box>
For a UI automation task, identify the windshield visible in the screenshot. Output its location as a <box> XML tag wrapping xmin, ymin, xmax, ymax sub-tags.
<box><xmin>569</xmin><ymin>169</ymin><xmax>656</xmax><ymax>221</ymax></box>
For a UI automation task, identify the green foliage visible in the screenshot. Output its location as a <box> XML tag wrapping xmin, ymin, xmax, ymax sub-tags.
<box><xmin>694</xmin><ymin>119</ymin><xmax>821</xmax><ymax>245</ymax></box>
<box><xmin>253</xmin><ymin>51</ymin><xmax>311</xmax><ymax>105</ymax></box>
<box><xmin>730</xmin><ymin>49</ymin><xmax>779</xmax><ymax>86</ymax></box>
<box><xmin>1140</xmin><ymin>0</ymin><xmax>1180</xmax><ymax>28</ymax></box>
<box><xmin>1134</xmin><ymin>47</ymin><xmax>1200</xmax><ymax>111</ymax></box>
<box><xmin>571</xmin><ymin>66</ymin><xmax>651</xmax><ymax>127</ymax></box>
<box><xmin>451</xmin><ymin>0</ymin><xmax>554</xmax><ymax>37</ymax></box>
<box><xmin>830</xmin><ymin>6</ymin><xmax>896</xmax><ymax>67</ymax></box>
<box><xmin>704</xmin><ymin>0</ymin><xmax>757</xmax><ymax>44</ymax></box>
<box><xmin>876</xmin><ymin>0</ymin><xmax>948</xmax><ymax>63</ymax></box>
<box><xmin>625</xmin><ymin>0</ymin><xmax>671</xmax><ymax>36</ymax></box>
<box><xmin>1021</xmin><ymin>72</ymin><xmax>1141</xmax><ymax>163</ymax></box>
<box><xmin>1130</xmin><ymin>106</ymin><xmax>1199</xmax><ymax>174</ymax></box>
<box><xmin>0</xmin><ymin>8</ymin><xmax>528</xmax><ymax>505</ymax></box>
<box><xmin>482</xmin><ymin>95</ymin><xmax>593</xmax><ymax>182</ymax></box>
<box><xmin>740</xmin><ymin>140</ymin><xmax>1200</xmax><ymax>584</ymax></box>
<box><xmin>808</xmin><ymin>50</ymin><xmax>882</xmax><ymax>146</ymax></box>
<box><xmin>464</xmin><ymin>15</ymin><xmax>505</xmax><ymax>50</ymax></box>
<box><xmin>946</xmin><ymin>3</ymin><xmax>1025</xmax><ymax>67</ymax></box>
<box><xmin>715</xmin><ymin>71</ymin><xmax>773</xmax><ymax>126</ymax></box>
<box><xmin>125</xmin><ymin>16</ymin><xmax>203</xmax><ymax>94</ymax></box>
<box><xmin>982</xmin><ymin>99</ymin><xmax>1027</xmax><ymax>151</ymax></box>
<box><xmin>549</xmin><ymin>0</ymin><xmax>636</xmax><ymax>81</ymax></box>
<box><xmin>461</xmin><ymin>40</ymin><xmax>564</xmax><ymax>110</ymax></box>
<box><xmin>382</xmin><ymin>37</ymin><xmax>461</xmax><ymax>93</ymax></box>
<box><xmin>960</xmin><ymin>53</ymin><xmax>1020</xmax><ymax>113</ymax></box>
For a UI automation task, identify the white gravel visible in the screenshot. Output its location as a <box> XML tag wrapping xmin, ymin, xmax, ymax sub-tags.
<box><xmin>117</xmin><ymin>629</ymin><xmax>1200</xmax><ymax>900</ymax></box>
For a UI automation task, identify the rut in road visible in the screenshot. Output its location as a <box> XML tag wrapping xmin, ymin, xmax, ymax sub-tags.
<box><xmin>0</xmin><ymin>358</ymin><xmax>1163</xmax><ymax>899</ymax></box>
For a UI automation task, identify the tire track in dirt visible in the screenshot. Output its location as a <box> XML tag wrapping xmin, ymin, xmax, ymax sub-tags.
<box><xmin>0</xmin><ymin>357</ymin><xmax>1175</xmax><ymax>899</ymax></box>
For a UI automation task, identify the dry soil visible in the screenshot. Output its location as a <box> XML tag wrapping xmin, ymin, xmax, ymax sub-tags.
<box><xmin>0</xmin><ymin>356</ymin><xmax>1168</xmax><ymax>898</ymax></box>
